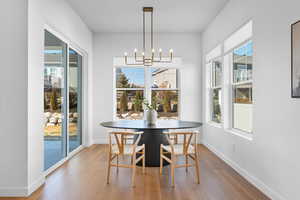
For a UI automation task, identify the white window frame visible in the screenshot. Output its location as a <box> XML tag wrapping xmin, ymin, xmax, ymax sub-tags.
<box><xmin>113</xmin><ymin>66</ymin><xmax>145</xmax><ymax>120</ymax></box>
<box><xmin>205</xmin><ymin>20</ymin><xmax>253</xmax><ymax>140</ymax></box>
<box><xmin>113</xmin><ymin>65</ymin><xmax>181</xmax><ymax>120</ymax></box>
<box><xmin>228</xmin><ymin>39</ymin><xmax>253</xmax><ymax>136</ymax></box>
<box><xmin>44</xmin><ymin>24</ymin><xmax>89</xmax><ymax>175</ymax></box>
<box><xmin>205</xmin><ymin>45</ymin><xmax>223</xmax><ymax>128</ymax></box>
<box><xmin>209</xmin><ymin>58</ymin><xmax>223</xmax><ymax>125</ymax></box>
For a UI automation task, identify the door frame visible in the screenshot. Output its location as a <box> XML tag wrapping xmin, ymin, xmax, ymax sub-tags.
<box><xmin>44</xmin><ymin>24</ymin><xmax>88</xmax><ymax>176</ymax></box>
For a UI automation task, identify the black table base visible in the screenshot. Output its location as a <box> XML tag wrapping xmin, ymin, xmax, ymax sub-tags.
<box><xmin>135</xmin><ymin>129</ymin><xmax>170</xmax><ymax>167</ymax></box>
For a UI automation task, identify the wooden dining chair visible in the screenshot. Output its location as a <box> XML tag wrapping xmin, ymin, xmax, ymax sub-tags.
<box><xmin>160</xmin><ymin>131</ymin><xmax>200</xmax><ymax>187</ymax></box>
<box><xmin>169</xmin><ymin>134</ymin><xmax>178</xmax><ymax>144</ymax></box>
<box><xmin>107</xmin><ymin>131</ymin><xmax>145</xmax><ymax>187</ymax></box>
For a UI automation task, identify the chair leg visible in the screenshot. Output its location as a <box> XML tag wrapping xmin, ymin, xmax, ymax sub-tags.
<box><xmin>171</xmin><ymin>154</ymin><xmax>176</xmax><ymax>187</ymax></box>
<box><xmin>142</xmin><ymin>145</ymin><xmax>145</xmax><ymax>174</ymax></box>
<box><xmin>116</xmin><ymin>155</ymin><xmax>119</xmax><ymax>173</ymax></box>
<box><xmin>107</xmin><ymin>154</ymin><xmax>111</xmax><ymax>184</ymax></box>
<box><xmin>194</xmin><ymin>153</ymin><xmax>200</xmax><ymax>184</ymax></box>
<box><xmin>131</xmin><ymin>153</ymin><xmax>137</xmax><ymax>187</ymax></box>
<box><xmin>185</xmin><ymin>155</ymin><xmax>188</xmax><ymax>172</ymax></box>
<box><xmin>160</xmin><ymin>145</ymin><xmax>163</xmax><ymax>175</ymax></box>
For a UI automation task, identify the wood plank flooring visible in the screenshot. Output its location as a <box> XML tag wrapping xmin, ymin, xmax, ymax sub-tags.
<box><xmin>1</xmin><ymin>145</ymin><xmax>270</xmax><ymax>200</ymax></box>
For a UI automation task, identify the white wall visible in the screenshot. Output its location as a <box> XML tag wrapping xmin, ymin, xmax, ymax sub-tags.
<box><xmin>93</xmin><ymin>33</ymin><xmax>202</xmax><ymax>143</ymax></box>
<box><xmin>201</xmin><ymin>0</ymin><xmax>300</xmax><ymax>199</ymax></box>
<box><xmin>27</xmin><ymin>0</ymin><xmax>93</xmax><ymax>195</ymax></box>
<box><xmin>0</xmin><ymin>0</ymin><xmax>93</xmax><ymax>196</ymax></box>
<box><xmin>0</xmin><ymin>0</ymin><xmax>29</xmax><ymax>196</ymax></box>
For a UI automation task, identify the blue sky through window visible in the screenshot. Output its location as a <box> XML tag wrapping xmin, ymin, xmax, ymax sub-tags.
<box><xmin>233</xmin><ymin>41</ymin><xmax>253</xmax><ymax>56</ymax></box>
<box><xmin>44</xmin><ymin>49</ymin><xmax>62</xmax><ymax>54</ymax></box>
<box><xmin>121</xmin><ymin>67</ymin><xmax>145</xmax><ymax>87</ymax></box>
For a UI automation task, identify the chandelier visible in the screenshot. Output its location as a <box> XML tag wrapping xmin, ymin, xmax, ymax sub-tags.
<box><xmin>124</xmin><ymin>7</ymin><xmax>174</xmax><ymax>66</ymax></box>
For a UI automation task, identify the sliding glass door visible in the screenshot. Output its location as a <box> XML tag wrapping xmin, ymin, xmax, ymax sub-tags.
<box><xmin>68</xmin><ymin>48</ymin><xmax>82</xmax><ymax>152</ymax></box>
<box><xmin>44</xmin><ymin>30</ymin><xmax>82</xmax><ymax>171</ymax></box>
<box><xmin>44</xmin><ymin>30</ymin><xmax>67</xmax><ymax>170</ymax></box>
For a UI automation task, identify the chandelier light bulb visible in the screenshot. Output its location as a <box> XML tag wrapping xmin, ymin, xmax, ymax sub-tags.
<box><xmin>169</xmin><ymin>49</ymin><xmax>173</xmax><ymax>53</ymax></box>
<box><xmin>159</xmin><ymin>48</ymin><xmax>162</xmax><ymax>52</ymax></box>
<box><xmin>124</xmin><ymin>52</ymin><xmax>128</xmax><ymax>56</ymax></box>
<box><xmin>134</xmin><ymin>48</ymin><xmax>138</xmax><ymax>52</ymax></box>
<box><xmin>152</xmin><ymin>48</ymin><xmax>155</xmax><ymax>53</ymax></box>
<box><xmin>142</xmin><ymin>52</ymin><xmax>145</xmax><ymax>56</ymax></box>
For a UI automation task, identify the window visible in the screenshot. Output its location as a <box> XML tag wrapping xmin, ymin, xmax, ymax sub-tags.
<box><xmin>231</xmin><ymin>40</ymin><xmax>253</xmax><ymax>133</ymax></box>
<box><xmin>115</xmin><ymin>67</ymin><xmax>145</xmax><ymax>120</ymax></box>
<box><xmin>210</xmin><ymin>60</ymin><xmax>222</xmax><ymax>123</ymax></box>
<box><xmin>114</xmin><ymin>67</ymin><xmax>179</xmax><ymax>120</ymax></box>
<box><xmin>151</xmin><ymin>68</ymin><xmax>179</xmax><ymax>119</ymax></box>
<box><xmin>205</xmin><ymin>20</ymin><xmax>253</xmax><ymax>138</ymax></box>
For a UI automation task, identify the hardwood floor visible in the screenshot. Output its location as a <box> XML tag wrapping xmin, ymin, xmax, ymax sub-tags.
<box><xmin>2</xmin><ymin>145</ymin><xmax>270</xmax><ymax>200</ymax></box>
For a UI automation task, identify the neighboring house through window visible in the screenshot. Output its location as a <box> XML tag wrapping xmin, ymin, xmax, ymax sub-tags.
<box><xmin>231</xmin><ymin>40</ymin><xmax>253</xmax><ymax>133</ymax></box>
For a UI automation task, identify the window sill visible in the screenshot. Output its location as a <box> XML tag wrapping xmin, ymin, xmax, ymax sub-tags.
<box><xmin>226</xmin><ymin>128</ymin><xmax>253</xmax><ymax>141</ymax></box>
<box><xmin>207</xmin><ymin>121</ymin><xmax>222</xmax><ymax>129</ymax></box>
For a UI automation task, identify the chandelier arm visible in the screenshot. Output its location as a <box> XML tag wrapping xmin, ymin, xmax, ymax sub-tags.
<box><xmin>152</xmin><ymin>60</ymin><xmax>173</xmax><ymax>63</ymax></box>
<box><xmin>152</xmin><ymin>55</ymin><xmax>173</xmax><ymax>62</ymax></box>
<box><xmin>125</xmin><ymin>56</ymin><xmax>145</xmax><ymax>65</ymax></box>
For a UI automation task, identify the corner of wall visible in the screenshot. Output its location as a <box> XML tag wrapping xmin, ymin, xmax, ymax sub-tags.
<box><xmin>27</xmin><ymin>175</ymin><xmax>45</xmax><ymax>196</ymax></box>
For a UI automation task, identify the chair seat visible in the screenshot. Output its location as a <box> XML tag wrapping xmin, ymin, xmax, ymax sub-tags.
<box><xmin>162</xmin><ymin>144</ymin><xmax>195</xmax><ymax>154</ymax></box>
<box><xmin>112</xmin><ymin>144</ymin><xmax>144</xmax><ymax>155</ymax></box>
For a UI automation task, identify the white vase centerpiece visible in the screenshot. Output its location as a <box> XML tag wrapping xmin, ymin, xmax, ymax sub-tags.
<box><xmin>143</xmin><ymin>99</ymin><xmax>157</xmax><ymax>125</ymax></box>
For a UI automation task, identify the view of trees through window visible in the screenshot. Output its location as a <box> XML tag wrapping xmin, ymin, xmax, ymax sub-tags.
<box><xmin>116</xmin><ymin>90</ymin><xmax>144</xmax><ymax>119</ymax></box>
<box><xmin>211</xmin><ymin>60</ymin><xmax>222</xmax><ymax>123</ymax></box>
<box><xmin>152</xmin><ymin>90</ymin><xmax>178</xmax><ymax>119</ymax></box>
<box><xmin>115</xmin><ymin>67</ymin><xmax>179</xmax><ymax>120</ymax></box>
<box><xmin>116</xmin><ymin>67</ymin><xmax>144</xmax><ymax>120</ymax></box>
<box><xmin>212</xmin><ymin>88</ymin><xmax>221</xmax><ymax>123</ymax></box>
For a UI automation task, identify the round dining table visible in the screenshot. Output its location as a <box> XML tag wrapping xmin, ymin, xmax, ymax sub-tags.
<box><xmin>100</xmin><ymin>120</ymin><xmax>202</xmax><ymax>167</ymax></box>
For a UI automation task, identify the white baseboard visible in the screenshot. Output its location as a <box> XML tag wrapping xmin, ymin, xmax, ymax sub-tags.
<box><xmin>202</xmin><ymin>141</ymin><xmax>286</xmax><ymax>200</ymax></box>
<box><xmin>0</xmin><ymin>175</ymin><xmax>45</xmax><ymax>197</ymax></box>
<box><xmin>0</xmin><ymin>145</ymin><xmax>85</xmax><ymax>197</ymax></box>
<box><xmin>27</xmin><ymin>175</ymin><xmax>45</xmax><ymax>196</ymax></box>
<box><xmin>0</xmin><ymin>187</ymin><xmax>27</xmax><ymax>197</ymax></box>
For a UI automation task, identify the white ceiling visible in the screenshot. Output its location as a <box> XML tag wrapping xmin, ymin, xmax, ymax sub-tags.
<box><xmin>66</xmin><ymin>0</ymin><xmax>228</xmax><ymax>33</ymax></box>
